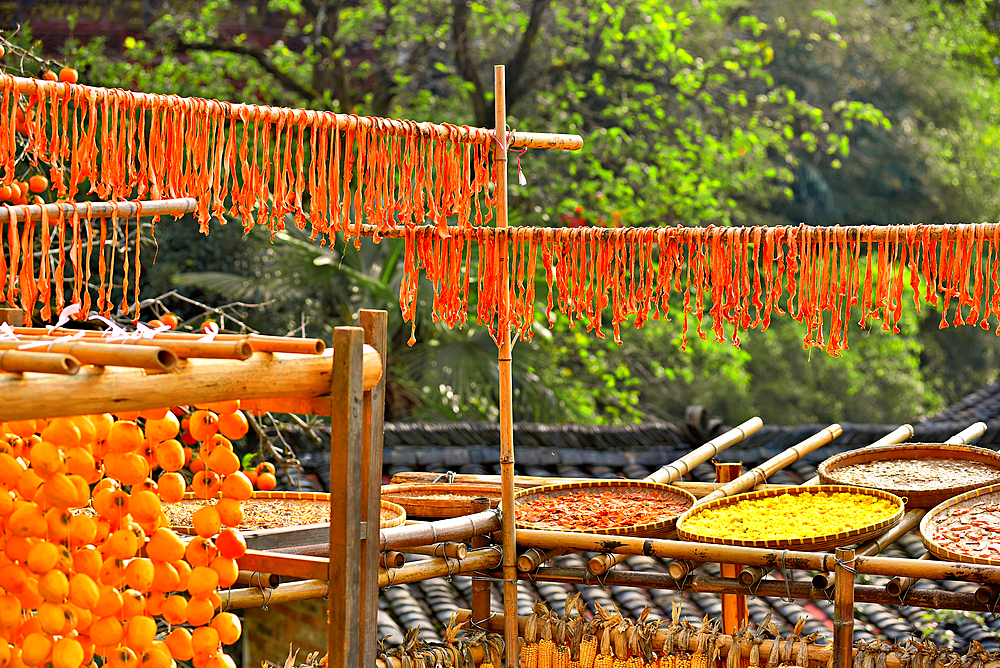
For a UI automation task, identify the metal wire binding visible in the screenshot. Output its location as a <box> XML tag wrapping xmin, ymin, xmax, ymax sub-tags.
<box><xmin>780</xmin><ymin>550</ymin><xmax>794</xmax><ymax>602</ymax></box>
<box><xmin>431</xmin><ymin>470</ymin><xmax>457</xmax><ymax>484</ymax></box>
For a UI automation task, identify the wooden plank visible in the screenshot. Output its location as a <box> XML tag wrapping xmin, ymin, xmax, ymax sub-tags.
<box><xmin>329</xmin><ymin>327</ymin><xmax>365</xmax><ymax>668</ymax></box>
<box><xmin>0</xmin><ymin>309</ymin><xmax>23</xmax><ymax>326</ymax></box>
<box><xmin>358</xmin><ymin>309</ymin><xmax>387</xmax><ymax>667</ymax></box>
<box><xmin>237</xmin><ymin>549</ymin><xmax>329</xmax><ymax>580</ymax></box>
<box><xmin>241</xmin><ymin>396</ymin><xmax>333</xmax><ymax>416</ymax></box>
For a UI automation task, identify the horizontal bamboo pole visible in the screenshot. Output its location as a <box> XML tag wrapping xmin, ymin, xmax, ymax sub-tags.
<box><xmin>380</xmin><ymin>551</ymin><xmax>406</xmax><ymax>568</ymax></box>
<box><xmin>975</xmin><ymin>583</ymin><xmax>999</xmax><ymax>605</ymax></box>
<box><xmin>885</xmin><ymin>553</ymin><xmax>933</xmax><ymax>597</ymax></box>
<box><xmin>0</xmin><ymin>339</ymin><xmax>177</xmax><ymax>371</ymax></box>
<box><xmin>668</xmin><ymin>559</ymin><xmax>701</xmax><ymax>580</ymax></box>
<box><xmin>0</xmin><ymin>347</ymin><xmax>382</xmax><ymax>421</ymax></box>
<box><xmin>812</xmin><ymin>508</ymin><xmax>926</xmax><ymax>590</ymax></box>
<box><xmin>525</xmin><ymin>567</ymin><xmax>993</xmax><ymax>612</ymax></box>
<box><xmin>389</xmin><ymin>471</ymin><xmax>794</xmax><ymax>498</ymax></box>
<box><xmin>518</xmin><ymin>548</ymin><xmax>568</xmax><ymax>572</ymax></box>
<box><xmin>235</xmin><ymin>571</ymin><xmax>281</xmax><ymax>589</ymax></box>
<box><xmin>516</xmin><ymin>529</ymin><xmax>1000</xmax><ymax>583</ymax></box>
<box><xmin>588</xmin><ymin>529</ymin><xmax>677</xmax><ymax>575</ymax></box>
<box><xmin>379</xmin><ymin>547</ymin><xmax>502</xmax><ymax>587</ymax></box>
<box><xmin>218</xmin><ymin>579</ymin><xmax>328</xmax><ymax>611</ymax></box>
<box><xmin>945</xmin><ymin>421</ymin><xmax>987</xmax><ymax>444</ymax></box>
<box><xmin>0</xmin><ymin>349</ymin><xmax>79</xmax><ymax>375</ymax></box>
<box><xmin>0</xmin><ymin>197</ymin><xmax>197</xmax><ymax>223</ymax></box>
<box><xmin>403</xmin><ymin>542</ymin><xmax>469</xmax><ymax>560</ymax></box>
<box><xmin>379</xmin><ymin>510</ymin><xmax>500</xmax><ymax>551</ymax></box>
<box><xmin>14</xmin><ymin>336</ymin><xmax>253</xmax><ymax>361</ymax></box>
<box><xmin>10</xmin><ymin>77</ymin><xmax>583</xmax><ymax>151</ymax></box>
<box><xmin>736</xmin><ymin>565</ymin><xmax>770</xmax><ymax>587</ymax></box>
<box><xmin>356</xmin><ymin>222</ymin><xmax>1000</xmax><ymax>244</ymax></box>
<box><xmin>700</xmin><ymin>424</ymin><xmax>842</xmax><ymax>504</ymax></box>
<box><xmin>18</xmin><ymin>328</ymin><xmax>326</xmax><ymax>355</ymax></box>
<box><xmin>590</xmin><ymin>419</ymin><xmax>762</xmax><ymax>576</ymax></box>
<box><xmin>802</xmin><ymin>423</ymin><xmax>914</xmax><ymax>484</ymax></box>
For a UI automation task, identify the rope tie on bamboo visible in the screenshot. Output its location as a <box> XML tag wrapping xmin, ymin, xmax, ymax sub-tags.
<box><xmin>780</xmin><ymin>550</ymin><xmax>794</xmax><ymax>603</ymax></box>
<box><xmin>751</xmin><ymin>468</ymin><xmax>768</xmax><ymax>487</ymax></box>
<box><xmin>834</xmin><ymin>552</ymin><xmax>858</xmax><ymax>576</ymax></box>
<box><xmin>431</xmin><ymin>470</ymin><xmax>457</xmax><ymax>484</ymax></box>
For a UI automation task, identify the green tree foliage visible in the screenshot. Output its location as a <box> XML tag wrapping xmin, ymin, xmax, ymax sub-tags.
<box><xmin>14</xmin><ymin>0</ymin><xmax>1000</xmax><ymax>424</ymax></box>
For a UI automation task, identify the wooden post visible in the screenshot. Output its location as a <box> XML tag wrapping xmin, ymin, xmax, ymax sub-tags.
<box><xmin>494</xmin><ymin>64</ymin><xmax>519</xmax><ymax>668</ymax></box>
<box><xmin>715</xmin><ymin>462</ymin><xmax>747</xmax><ymax>635</ymax></box>
<box><xmin>470</xmin><ymin>497</ymin><xmax>493</xmax><ymax>626</ymax></box>
<box><xmin>833</xmin><ymin>548</ymin><xmax>856</xmax><ymax>668</ymax></box>
<box><xmin>358</xmin><ymin>310</ymin><xmax>387</xmax><ymax>667</ymax></box>
<box><xmin>328</xmin><ymin>327</ymin><xmax>366</xmax><ymax>668</ymax></box>
<box><xmin>0</xmin><ymin>308</ymin><xmax>23</xmax><ymax>326</ymax></box>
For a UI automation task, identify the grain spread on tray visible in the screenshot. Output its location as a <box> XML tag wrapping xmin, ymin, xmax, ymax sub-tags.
<box><xmin>930</xmin><ymin>498</ymin><xmax>1000</xmax><ymax>560</ymax></box>
<box><xmin>164</xmin><ymin>499</ymin><xmax>330</xmax><ymax>530</ymax></box>
<box><xmin>682</xmin><ymin>491</ymin><xmax>899</xmax><ymax>541</ymax></box>
<box><xmin>832</xmin><ymin>458</ymin><xmax>1000</xmax><ymax>490</ymax></box>
<box><xmin>516</xmin><ymin>489</ymin><xmax>691</xmax><ymax>531</ymax></box>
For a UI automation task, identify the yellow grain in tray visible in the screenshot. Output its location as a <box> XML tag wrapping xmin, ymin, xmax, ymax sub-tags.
<box><xmin>682</xmin><ymin>491</ymin><xmax>898</xmax><ymax>540</ymax></box>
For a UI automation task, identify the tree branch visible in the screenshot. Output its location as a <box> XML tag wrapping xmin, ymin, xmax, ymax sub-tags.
<box><xmin>451</xmin><ymin>0</ymin><xmax>489</xmax><ymax>127</ymax></box>
<box><xmin>173</xmin><ymin>39</ymin><xmax>328</xmax><ymax>107</ymax></box>
<box><xmin>506</xmin><ymin>0</ymin><xmax>551</xmax><ymax>109</ymax></box>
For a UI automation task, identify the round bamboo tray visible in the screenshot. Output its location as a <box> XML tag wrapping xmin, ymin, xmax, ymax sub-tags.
<box><xmin>920</xmin><ymin>483</ymin><xmax>1000</xmax><ymax>566</ymax></box>
<box><xmin>169</xmin><ymin>491</ymin><xmax>406</xmax><ymax>533</ymax></box>
<box><xmin>511</xmin><ymin>480</ymin><xmax>696</xmax><ymax>537</ymax></box>
<box><xmin>817</xmin><ymin>443</ymin><xmax>1000</xmax><ymax>508</ymax></box>
<box><xmin>676</xmin><ymin>485</ymin><xmax>905</xmax><ymax>550</ymax></box>
<box><xmin>381</xmin><ymin>483</ymin><xmax>501</xmax><ymax>518</ymax></box>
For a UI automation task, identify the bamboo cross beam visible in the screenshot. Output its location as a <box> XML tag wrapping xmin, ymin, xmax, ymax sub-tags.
<box><xmin>378</xmin><ymin>547</ymin><xmax>502</xmax><ymax>587</ymax></box>
<box><xmin>700</xmin><ymin>424</ymin><xmax>842</xmax><ymax>504</ymax></box>
<box><xmin>10</xmin><ymin>335</ymin><xmax>251</xmax><ymax>361</ymax></box>
<box><xmin>802</xmin><ymin>423</ymin><xmax>913</xmax><ymax>484</ymax></box>
<box><xmin>17</xmin><ymin>328</ymin><xmax>326</xmax><ymax>355</ymax></box>
<box><xmin>380</xmin><ymin>552</ymin><xmax>406</xmax><ymax>569</ymax></box>
<box><xmin>811</xmin><ymin>508</ymin><xmax>927</xmax><ymax>590</ymax></box>
<box><xmin>588</xmin><ymin>418</ymin><xmax>763</xmax><ymax>575</ymax></box>
<box><xmin>379</xmin><ymin>510</ymin><xmax>500</xmax><ymax>551</ymax></box>
<box><xmin>234</xmin><ymin>571</ymin><xmax>281</xmax><ymax>589</ymax></box>
<box><xmin>0</xmin><ymin>339</ymin><xmax>178</xmax><ymax>371</ymax></box>
<box><xmin>217</xmin><ymin>578</ymin><xmax>328</xmax><ymax>611</ymax></box>
<box><xmin>945</xmin><ymin>422</ymin><xmax>987</xmax><ymax>444</ymax></box>
<box><xmin>885</xmin><ymin>553</ymin><xmax>934</xmax><ymax>597</ymax></box>
<box><xmin>518</xmin><ymin>548</ymin><xmax>569</xmax><ymax>572</ymax></box>
<box><xmin>0</xmin><ymin>197</ymin><xmax>197</xmax><ymax>223</ymax></box>
<box><xmin>0</xmin><ymin>349</ymin><xmax>80</xmax><ymax>374</ymax></box>
<box><xmin>402</xmin><ymin>542</ymin><xmax>469</xmax><ymax>560</ymax></box>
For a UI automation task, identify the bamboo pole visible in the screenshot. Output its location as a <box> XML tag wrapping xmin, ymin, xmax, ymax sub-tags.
<box><xmin>802</xmin><ymin>423</ymin><xmax>913</xmax><ymax>484</ymax></box>
<box><xmin>403</xmin><ymin>542</ymin><xmax>469</xmax><ymax>560</ymax></box>
<box><xmin>0</xmin><ymin>339</ymin><xmax>178</xmax><ymax>371</ymax></box>
<box><xmin>669</xmin><ymin>559</ymin><xmax>700</xmax><ymax>580</ymax></box>
<box><xmin>0</xmin><ymin>197</ymin><xmax>197</xmax><ymax>223</ymax></box>
<box><xmin>379</xmin><ymin>510</ymin><xmax>500</xmax><ymax>551</ymax></box>
<box><xmin>17</xmin><ymin>328</ymin><xmax>325</xmax><ymax>355</ymax></box>
<box><xmin>494</xmin><ymin>64</ymin><xmax>520</xmax><ymax>668</ymax></box>
<box><xmin>0</xmin><ymin>349</ymin><xmax>80</xmax><ymax>375</ymax></box>
<box><xmin>833</xmin><ymin>548</ymin><xmax>855</xmax><ymax>668</ymax></box>
<box><xmin>469</xmin><ymin>497</ymin><xmax>493</xmax><ymax>627</ymax></box>
<box><xmin>378</xmin><ymin>547</ymin><xmax>502</xmax><ymax>587</ymax></box>
<box><xmin>518</xmin><ymin>548</ymin><xmax>569</xmax><ymax>572</ymax></box>
<box><xmin>12</xmin><ymin>336</ymin><xmax>254</xmax><ymax>361</ymax></box>
<box><xmin>885</xmin><ymin>553</ymin><xmax>933</xmax><ymax>598</ymax></box>
<box><xmin>812</xmin><ymin>508</ymin><xmax>926</xmax><ymax>590</ymax></box>
<box><xmin>380</xmin><ymin>552</ymin><xmax>406</xmax><ymax>568</ymax></box>
<box><xmin>218</xmin><ymin>579</ymin><xmax>327</xmax><ymax>611</ymax></box>
<box><xmin>0</xmin><ymin>347</ymin><xmax>382</xmax><ymax>421</ymax></box>
<box><xmin>716</xmin><ymin>462</ymin><xmax>747</xmax><ymax>635</ymax></box>
<box><xmin>234</xmin><ymin>571</ymin><xmax>281</xmax><ymax>589</ymax></box>
<box><xmin>9</xmin><ymin>76</ymin><xmax>583</xmax><ymax>151</ymax></box>
<box><xmin>515</xmin><ymin>528</ymin><xmax>1000</xmax><ymax>583</ymax></box>
<box><xmin>975</xmin><ymin>583</ymin><xmax>999</xmax><ymax>605</ymax></box>
<box><xmin>699</xmin><ymin>424</ymin><xmax>842</xmax><ymax>504</ymax></box>
<box><xmin>945</xmin><ymin>422</ymin><xmax>987</xmax><ymax>444</ymax></box>
<box><xmin>737</xmin><ymin>566</ymin><xmax>770</xmax><ymax>587</ymax></box>
<box><xmin>589</xmin><ymin>418</ymin><xmax>763</xmax><ymax>575</ymax></box>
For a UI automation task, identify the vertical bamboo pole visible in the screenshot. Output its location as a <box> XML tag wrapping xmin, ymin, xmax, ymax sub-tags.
<box><xmin>329</xmin><ymin>327</ymin><xmax>366</xmax><ymax>668</ymax></box>
<box><xmin>833</xmin><ymin>548</ymin><xmax>856</xmax><ymax>668</ymax></box>
<box><xmin>716</xmin><ymin>463</ymin><xmax>747</xmax><ymax>635</ymax></box>
<box><xmin>358</xmin><ymin>310</ymin><xmax>388</xmax><ymax>666</ymax></box>
<box><xmin>495</xmin><ymin>64</ymin><xmax>519</xmax><ymax>668</ymax></box>
<box><xmin>470</xmin><ymin>496</ymin><xmax>493</xmax><ymax>626</ymax></box>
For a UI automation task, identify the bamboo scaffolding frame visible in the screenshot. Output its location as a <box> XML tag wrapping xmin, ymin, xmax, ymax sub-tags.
<box><xmin>379</xmin><ymin>510</ymin><xmax>501</xmax><ymax>551</ymax></box>
<box><xmin>18</xmin><ymin>328</ymin><xmax>326</xmax><ymax>355</ymax></box>
<box><xmin>802</xmin><ymin>424</ymin><xmax>914</xmax><ymax>484</ymax></box>
<box><xmin>811</xmin><ymin>508</ymin><xmax>926</xmax><ymax>590</ymax></box>
<box><xmin>0</xmin><ymin>349</ymin><xmax>79</xmax><ymax>374</ymax></box>
<box><xmin>886</xmin><ymin>553</ymin><xmax>934</xmax><ymax>597</ymax></box>
<box><xmin>0</xmin><ymin>339</ymin><xmax>178</xmax><ymax>371</ymax></box>
<box><xmin>833</xmin><ymin>548</ymin><xmax>855</xmax><ymax>668</ymax></box>
<box><xmin>0</xmin><ymin>348</ymin><xmax>382</xmax><ymax>421</ymax></box>
<box><xmin>515</xmin><ymin>528</ymin><xmax>1000</xmax><ymax>583</ymax></box>
<box><xmin>0</xmin><ymin>197</ymin><xmax>197</xmax><ymax>223</ymax></box>
<box><xmin>378</xmin><ymin>547</ymin><xmax>502</xmax><ymax>587</ymax></box>
<box><xmin>8</xmin><ymin>76</ymin><xmax>583</xmax><ymax>151</ymax></box>
<box><xmin>588</xmin><ymin>418</ymin><xmax>763</xmax><ymax>575</ymax></box>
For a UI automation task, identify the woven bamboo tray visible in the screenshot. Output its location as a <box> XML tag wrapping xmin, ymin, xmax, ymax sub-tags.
<box><xmin>676</xmin><ymin>485</ymin><xmax>905</xmax><ymax>550</ymax></box>
<box><xmin>817</xmin><ymin>443</ymin><xmax>1000</xmax><ymax>508</ymax></box>
<box><xmin>512</xmin><ymin>480</ymin><xmax>696</xmax><ymax>537</ymax></box>
<box><xmin>381</xmin><ymin>483</ymin><xmax>501</xmax><ymax>518</ymax></box>
<box><xmin>921</xmin><ymin>483</ymin><xmax>1000</xmax><ymax>566</ymax></box>
<box><xmin>168</xmin><ymin>491</ymin><xmax>406</xmax><ymax>549</ymax></box>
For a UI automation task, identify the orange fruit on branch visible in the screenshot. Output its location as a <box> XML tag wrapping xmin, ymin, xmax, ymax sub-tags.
<box><xmin>27</xmin><ymin>175</ymin><xmax>48</xmax><ymax>193</ymax></box>
<box><xmin>58</xmin><ymin>67</ymin><xmax>78</xmax><ymax>84</ymax></box>
<box><xmin>256</xmin><ymin>472</ymin><xmax>277</xmax><ymax>492</ymax></box>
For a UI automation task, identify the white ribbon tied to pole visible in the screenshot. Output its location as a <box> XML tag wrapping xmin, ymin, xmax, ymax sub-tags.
<box><xmin>198</xmin><ymin>321</ymin><xmax>220</xmax><ymax>343</ymax></box>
